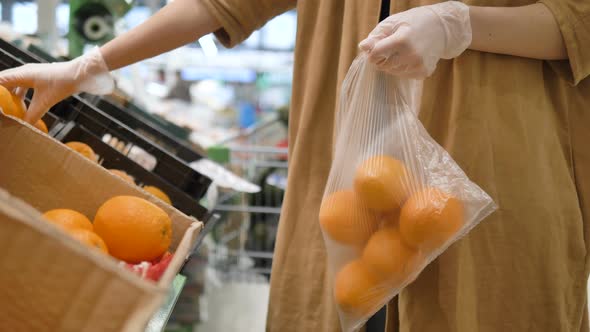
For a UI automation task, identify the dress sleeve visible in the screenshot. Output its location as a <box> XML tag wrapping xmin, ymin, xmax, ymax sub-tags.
<box><xmin>539</xmin><ymin>0</ymin><xmax>590</xmax><ymax>85</ymax></box>
<box><xmin>200</xmin><ymin>0</ymin><xmax>296</xmax><ymax>48</ymax></box>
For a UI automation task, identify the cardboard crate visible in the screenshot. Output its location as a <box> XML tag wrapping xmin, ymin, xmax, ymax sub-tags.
<box><xmin>0</xmin><ymin>113</ymin><xmax>203</xmax><ymax>331</ymax></box>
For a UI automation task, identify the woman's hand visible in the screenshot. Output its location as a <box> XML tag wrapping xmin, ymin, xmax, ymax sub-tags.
<box><xmin>359</xmin><ymin>2</ymin><xmax>472</xmax><ymax>79</ymax></box>
<box><xmin>360</xmin><ymin>2</ymin><xmax>568</xmax><ymax>79</ymax></box>
<box><xmin>0</xmin><ymin>49</ymin><xmax>113</xmax><ymax>123</ymax></box>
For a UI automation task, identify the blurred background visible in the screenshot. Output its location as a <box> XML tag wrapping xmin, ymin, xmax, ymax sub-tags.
<box><xmin>0</xmin><ymin>1</ymin><xmax>295</xmax><ymax>331</ymax></box>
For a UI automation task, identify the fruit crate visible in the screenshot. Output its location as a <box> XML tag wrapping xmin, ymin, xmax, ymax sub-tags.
<box><xmin>48</xmin><ymin>98</ymin><xmax>211</xmax><ymax>199</ymax></box>
<box><xmin>0</xmin><ymin>41</ymin><xmax>213</xmax><ymax>221</ymax></box>
<box><xmin>0</xmin><ymin>38</ymin><xmax>202</xmax><ymax>163</ymax></box>
<box><xmin>0</xmin><ymin>113</ymin><xmax>205</xmax><ymax>331</ymax></box>
<box><xmin>54</xmin><ymin>121</ymin><xmax>208</xmax><ymax>220</ymax></box>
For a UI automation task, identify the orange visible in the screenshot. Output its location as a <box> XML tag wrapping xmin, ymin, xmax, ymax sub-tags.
<box><xmin>334</xmin><ymin>260</ymin><xmax>388</xmax><ymax>317</ymax></box>
<box><xmin>319</xmin><ymin>190</ymin><xmax>379</xmax><ymax>246</ymax></box>
<box><xmin>65</xmin><ymin>141</ymin><xmax>96</xmax><ymax>162</ymax></box>
<box><xmin>381</xmin><ymin>208</ymin><xmax>401</xmax><ymax>229</ymax></box>
<box><xmin>399</xmin><ymin>188</ymin><xmax>464</xmax><ymax>252</ymax></box>
<box><xmin>11</xmin><ymin>93</ymin><xmax>26</xmax><ymax>118</ymax></box>
<box><xmin>93</xmin><ymin>196</ymin><xmax>172</xmax><ymax>263</ymax></box>
<box><xmin>362</xmin><ymin>226</ymin><xmax>418</xmax><ymax>283</ymax></box>
<box><xmin>143</xmin><ymin>185</ymin><xmax>172</xmax><ymax>205</ymax></box>
<box><xmin>109</xmin><ymin>169</ymin><xmax>135</xmax><ymax>184</ymax></box>
<box><xmin>354</xmin><ymin>155</ymin><xmax>414</xmax><ymax>212</ymax></box>
<box><xmin>43</xmin><ymin>209</ymin><xmax>93</xmax><ymax>232</ymax></box>
<box><xmin>0</xmin><ymin>85</ymin><xmax>20</xmax><ymax>118</ymax></box>
<box><xmin>67</xmin><ymin>229</ymin><xmax>109</xmax><ymax>254</ymax></box>
<box><xmin>34</xmin><ymin>119</ymin><xmax>48</xmax><ymax>134</ymax></box>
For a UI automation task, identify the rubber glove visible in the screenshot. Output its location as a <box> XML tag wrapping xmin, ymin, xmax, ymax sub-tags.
<box><xmin>0</xmin><ymin>48</ymin><xmax>114</xmax><ymax>123</ymax></box>
<box><xmin>359</xmin><ymin>1</ymin><xmax>472</xmax><ymax>79</ymax></box>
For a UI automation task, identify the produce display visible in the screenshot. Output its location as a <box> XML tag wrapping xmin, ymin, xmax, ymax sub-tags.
<box><xmin>41</xmin><ymin>196</ymin><xmax>174</xmax><ymax>282</ymax></box>
<box><xmin>0</xmin><ymin>83</ymin><xmax>176</xmax><ymax>208</ymax></box>
<box><xmin>0</xmin><ymin>87</ymin><xmax>179</xmax><ymax>282</ymax></box>
<box><xmin>0</xmin><ymin>44</ymin><xmax>206</xmax><ymax>328</ymax></box>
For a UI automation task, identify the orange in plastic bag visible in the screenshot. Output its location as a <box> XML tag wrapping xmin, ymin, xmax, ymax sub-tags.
<box><xmin>320</xmin><ymin>190</ymin><xmax>379</xmax><ymax>247</ymax></box>
<box><xmin>400</xmin><ymin>188</ymin><xmax>464</xmax><ymax>252</ymax></box>
<box><xmin>334</xmin><ymin>260</ymin><xmax>387</xmax><ymax>317</ymax></box>
<box><xmin>354</xmin><ymin>155</ymin><xmax>412</xmax><ymax>211</ymax></box>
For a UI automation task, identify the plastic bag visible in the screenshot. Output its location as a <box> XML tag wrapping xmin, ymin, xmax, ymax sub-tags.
<box><xmin>320</xmin><ymin>54</ymin><xmax>497</xmax><ymax>331</ymax></box>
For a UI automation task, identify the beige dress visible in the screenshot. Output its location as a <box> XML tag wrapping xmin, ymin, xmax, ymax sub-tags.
<box><xmin>200</xmin><ymin>0</ymin><xmax>590</xmax><ymax>331</ymax></box>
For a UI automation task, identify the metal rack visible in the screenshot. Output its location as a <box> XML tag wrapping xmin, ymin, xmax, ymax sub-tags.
<box><xmin>161</xmin><ymin>120</ymin><xmax>287</xmax><ymax>331</ymax></box>
<box><xmin>208</xmin><ymin>118</ymin><xmax>287</xmax><ymax>278</ymax></box>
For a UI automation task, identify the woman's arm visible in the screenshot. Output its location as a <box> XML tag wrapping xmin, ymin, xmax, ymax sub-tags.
<box><xmin>0</xmin><ymin>0</ymin><xmax>220</xmax><ymax>122</ymax></box>
<box><xmin>469</xmin><ymin>4</ymin><xmax>567</xmax><ymax>60</ymax></box>
<box><xmin>101</xmin><ymin>0</ymin><xmax>220</xmax><ymax>70</ymax></box>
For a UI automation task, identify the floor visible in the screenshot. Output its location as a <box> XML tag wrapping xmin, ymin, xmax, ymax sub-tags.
<box><xmin>195</xmin><ymin>275</ymin><xmax>270</xmax><ymax>332</ymax></box>
<box><xmin>194</xmin><ymin>278</ymin><xmax>590</xmax><ymax>332</ymax></box>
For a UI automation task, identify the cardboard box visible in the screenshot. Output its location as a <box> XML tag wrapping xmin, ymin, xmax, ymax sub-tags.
<box><xmin>0</xmin><ymin>114</ymin><xmax>203</xmax><ymax>331</ymax></box>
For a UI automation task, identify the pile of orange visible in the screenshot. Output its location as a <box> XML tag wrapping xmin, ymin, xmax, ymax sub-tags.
<box><xmin>0</xmin><ymin>85</ymin><xmax>48</xmax><ymax>133</ymax></box>
<box><xmin>320</xmin><ymin>155</ymin><xmax>465</xmax><ymax>317</ymax></box>
<box><xmin>42</xmin><ymin>196</ymin><xmax>172</xmax><ymax>264</ymax></box>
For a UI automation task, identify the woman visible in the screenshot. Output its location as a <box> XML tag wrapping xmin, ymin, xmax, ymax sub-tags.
<box><xmin>1</xmin><ymin>1</ymin><xmax>588</xmax><ymax>331</ymax></box>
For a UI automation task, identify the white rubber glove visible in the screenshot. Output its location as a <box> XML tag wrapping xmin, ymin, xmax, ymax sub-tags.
<box><xmin>0</xmin><ymin>48</ymin><xmax>114</xmax><ymax>123</ymax></box>
<box><xmin>359</xmin><ymin>1</ymin><xmax>472</xmax><ymax>79</ymax></box>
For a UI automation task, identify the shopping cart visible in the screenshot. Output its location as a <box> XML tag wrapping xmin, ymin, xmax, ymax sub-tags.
<box><xmin>209</xmin><ymin>117</ymin><xmax>288</xmax><ymax>278</ymax></box>
<box><xmin>167</xmin><ymin>117</ymin><xmax>288</xmax><ymax>330</ymax></box>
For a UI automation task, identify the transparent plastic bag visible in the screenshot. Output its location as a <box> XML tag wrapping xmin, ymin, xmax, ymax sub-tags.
<box><xmin>320</xmin><ymin>54</ymin><xmax>497</xmax><ymax>331</ymax></box>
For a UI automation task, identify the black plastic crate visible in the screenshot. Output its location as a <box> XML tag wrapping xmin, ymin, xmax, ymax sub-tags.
<box><xmin>54</xmin><ymin>122</ymin><xmax>208</xmax><ymax>220</ymax></box>
<box><xmin>0</xmin><ymin>41</ymin><xmax>211</xmax><ymax>195</ymax></box>
<box><xmin>48</xmin><ymin>98</ymin><xmax>211</xmax><ymax>198</ymax></box>
<box><xmin>82</xmin><ymin>95</ymin><xmax>203</xmax><ymax>163</ymax></box>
